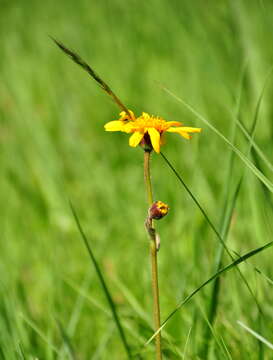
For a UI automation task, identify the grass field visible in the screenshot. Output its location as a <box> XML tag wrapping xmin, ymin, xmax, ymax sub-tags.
<box><xmin>1</xmin><ymin>1</ymin><xmax>273</xmax><ymax>359</ymax></box>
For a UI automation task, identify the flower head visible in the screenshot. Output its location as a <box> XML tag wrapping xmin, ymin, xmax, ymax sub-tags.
<box><xmin>149</xmin><ymin>201</ymin><xmax>169</xmax><ymax>220</ymax></box>
<box><xmin>104</xmin><ymin>110</ymin><xmax>201</xmax><ymax>153</ymax></box>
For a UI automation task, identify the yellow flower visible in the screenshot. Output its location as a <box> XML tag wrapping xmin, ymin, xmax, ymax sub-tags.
<box><xmin>104</xmin><ymin>110</ymin><xmax>201</xmax><ymax>153</ymax></box>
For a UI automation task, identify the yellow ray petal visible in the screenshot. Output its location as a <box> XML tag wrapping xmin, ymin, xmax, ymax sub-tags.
<box><xmin>119</xmin><ymin>110</ymin><xmax>136</xmax><ymax>121</ymax></box>
<box><xmin>142</xmin><ymin>112</ymin><xmax>150</xmax><ymax>118</ymax></box>
<box><xmin>104</xmin><ymin>120</ymin><xmax>126</xmax><ymax>132</ymax></box>
<box><xmin>179</xmin><ymin>132</ymin><xmax>191</xmax><ymax>139</ymax></box>
<box><xmin>178</xmin><ymin>127</ymin><xmax>202</xmax><ymax>133</ymax></box>
<box><xmin>165</xmin><ymin>121</ymin><xmax>182</xmax><ymax>127</ymax></box>
<box><xmin>129</xmin><ymin>131</ymin><xmax>144</xmax><ymax>147</ymax></box>
<box><xmin>122</xmin><ymin>122</ymin><xmax>135</xmax><ymax>133</ymax></box>
<box><xmin>167</xmin><ymin>126</ymin><xmax>201</xmax><ymax>134</ymax></box>
<box><xmin>167</xmin><ymin>127</ymin><xmax>201</xmax><ymax>140</ymax></box>
<box><xmin>148</xmin><ymin>128</ymin><xmax>161</xmax><ymax>153</ymax></box>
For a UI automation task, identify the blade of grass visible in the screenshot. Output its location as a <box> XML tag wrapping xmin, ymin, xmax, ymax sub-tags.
<box><xmin>69</xmin><ymin>201</ymin><xmax>132</xmax><ymax>359</ymax></box>
<box><xmin>160</xmin><ymin>84</ymin><xmax>273</xmax><ymax>193</ymax></box>
<box><xmin>113</xmin><ymin>277</ymin><xmax>151</xmax><ymax>326</ymax></box>
<box><xmin>219</xmin><ymin>336</ymin><xmax>233</xmax><ymax>360</ymax></box>
<box><xmin>201</xmin><ymin>62</ymin><xmax>270</xmax><ymax>357</ymax></box>
<box><xmin>92</xmin><ymin>324</ymin><xmax>115</xmax><ymax>360</ymax></box>
<box><xmin>65</xmin><ymin>276</ymin><xmax>148</xmax><ymax>350</ymax></box>
<box><xmin>145</xmin><ymin>239</ymin><xmax>273</xmax><ymax>345</ymax></box>
<box><xmin>230</xmin><ymin>64</ymin><xmax>273</xmax><ymax>174</ymax></box>
<box><xmin>58</xmin><ymin>274</ymin><xmax>91</xmax><ymax>360</ymax></box>
<box><xmin>200</xmin><ymin>308</ymin><xmax>232</xmax><ymax>360</ymax></box>
<box><xmin>161</xmin><ymin>150</ymin><xmax>265</xmax><ymax>358</ymax></box>
<box><xmin>255</xmin><ymin>268</ymin><xmax>273</xmax><ymax>286</ymax></box>
<box><xmin>237</xmin><ymin>321</ymin><xmax>273</xmax><ymax>350</ymax></box>
<box><xmin>67</xmin><ymin>275</ymin><xmax>181</xmax><ymax>358</ymax></box>
<box><xmin>55</xmin><ymin>318</ymin><xmax>76</xmax><ymax>360</ymax></box>
<box><xmin>66</xmin><ymin>273</ymin><xmax>90</xmax><ymax>336</ymax></box>
<box><xmin>182</xmin><ymin>325</ymin><xmax>192</xmax><ymax>360</ymax></box>
<box><xmin>18</xmin><ymin>343</ymin><xmax>26</xmax><ymax>360</ymax></box>
<box><xmin>51</xmin><ymin>38</ymin><xmax>132</xmax><ymax>119</ymax></box>
<box><xmin>200</xmin><ymin>63</ymin><xmax>248</xmax><ymax>356</ymax></box>
<box><xmin>236</xmin><ymin>95</ymin><xmax>273</xmax><ymax>359</ymax></box>
<box><xmin>231</xmin><ymin>116</ymin><xmax>273</xmax><ymax>174</ymax></box>
<box><xmin>64</xmin><ymin>277</ymin><xmax>111</xmax><ymax>316</ymax></box>
<box><xmin>200</xmin><ymin>177</ymin><xmax>243</xmax><ymax>359</ymax></box>
<box><xmin>160</xmin><ymin>152</ymin><xmax>262</xmax><ymax>314</ymax></box>
<box><xmin>113</xmin><ymin>277</ymin><xmax>184</xmax><ymax>358</ymax></box>
<box><xmin>20</xmin><ymin>314</ymin><xmax>60</xmax><ymax>355</ymax></box>
<box><xmin>251</xmin><ymin>145</ymin><xmax>273</xmax><ymax>261</ymax></box>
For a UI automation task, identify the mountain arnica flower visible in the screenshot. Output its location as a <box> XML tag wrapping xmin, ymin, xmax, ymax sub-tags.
<box><xmin>104</xmin><ymin>110</ymin><xmax>201</xmax><ymax>153</ymax></box>
<box><xmin>54</xmin><ymin>39</ymin><xmax>203</xmax><ymax>359</ymax></box>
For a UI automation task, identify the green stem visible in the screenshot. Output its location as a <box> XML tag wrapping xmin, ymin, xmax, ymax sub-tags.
<box><xmin>144</xmin><ymin>150</ymin><xmax>153</xmax><ymax>205</ymax></box>
<box><xmin>144</xmin><ymin>151</ymin><xmax>162</xmax><ymax>360</ymax></box>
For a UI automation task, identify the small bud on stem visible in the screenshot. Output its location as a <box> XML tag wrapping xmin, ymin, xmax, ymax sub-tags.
<box><xmin>145</xmin><ymin>201</ymin><xmax>169</xmax><ymax>251</ymax></box>
<box><xmin>149</xmin><ymin>201</ymin><xmax>169</xmax><ymax>220</ymax></box>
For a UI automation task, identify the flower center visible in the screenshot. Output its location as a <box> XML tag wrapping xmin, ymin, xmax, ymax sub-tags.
<box><xmin>132</xmin><ymin>116</ymin><xmax>169</xmax><ymax>133</ymax></box>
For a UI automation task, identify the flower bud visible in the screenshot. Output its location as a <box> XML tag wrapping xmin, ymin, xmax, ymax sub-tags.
<box><xmin>149</xmin><ymin>201</ymin><xmax>169</xmax><ymax>220</ymax></box>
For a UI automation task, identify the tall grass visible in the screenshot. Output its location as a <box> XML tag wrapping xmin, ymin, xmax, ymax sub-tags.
<box><xmin>1</xmin><ymin>1</ymin><xmax>273</xmax><ymax>358</ymax></box>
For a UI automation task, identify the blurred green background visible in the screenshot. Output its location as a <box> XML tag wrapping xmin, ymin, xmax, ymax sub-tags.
<box><xmin>1</xmin><ymin>0</ymin><xmax>273</xmax><ymax>359</ymax></box>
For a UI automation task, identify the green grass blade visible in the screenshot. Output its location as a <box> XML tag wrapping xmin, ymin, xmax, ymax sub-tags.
<box><xmin>64</xmin><ymin>277</ymin><xmax>111</xmax><ymax>316</ymax></box>
<box><xmin>55</xmin><ymin>318</ymin><xmax>77</xmax><ymax>360</ymax></box>
<box><xmin>237</xmin><ymin>321</ymin><xmax>273</xmax><ymax>350</ymax></box>
<box><xmin>182</xmin><ymin>325</ymin><xmax>192</xmax><ymax>360</ymax></box>
<box><xmin>92</xmin><ymin>324</ymin><xmax>115</xmax><ymax>360</ymax></box>
<box><xmin>201</xmin><ymin>64</ymin><xmax>270</xmax><ymax>357</ymax></box>
<box><xmin>198</xmin><ymin>63</ymin><xmax>246</xmax><ymax>356</ymax></box>
<box><xmin>145</xmin><ymin>240</ymin><xmax>273</xmax><ymax>346</ymax></box>
<box><xmin>219</xmin><ymin>336</ymin><xmax>233</xmax><ymax>360</ymax></box>
<box><xmin>52</xmin><ymin>38</ymin><xmax>132</xmax><ymax>118</ymax></box>
<box><xmin>160</xmin><ymin>152</ymin><xmax>230</xmax><ymax>254</ymax></box>
<box><xmin>18</xmin><ymin>343</ymin><xmax>26</xmax><ymax>360</ymax></box>
<box><xmin>255</xmin><ymin>268</ymin><xmax>273</xmax><ymax>286</ymax></box>
<box><xmin>65</xmin><ymin>276</ymin><xmax>149</xmax><ymax>354</ymax></box>
<box><xmin>199</xmin><ymin>306</ymin><xmax>232</xmax><ymax>360</ymax></box>
<box><xmin>232</xmin><ymin>64</ymin><xmax>273</xmax><ymax>174</ymax></box>
<box><xmin>113</xmin><ymin>277</ymin><xmax>151</xmax><ymax>326</ymax></box>
<box><xmin>236</xmin><ymin>120</ymin><xmax>273</xmax><ymax>174</ymax></box>
<box><xmin>20</xmin><ymin>314</ymin><xmax>60</xmax><ymax>355</ymax></box>
<box><xmin>200</xmin><ymin>178</ymin><xmax>243</xmax><ymax>358</ymax></box>
<box><xmin>66</xmin><ymin>273</ymin><xmax>91</xmax><ymax>337</ymax></box>
<box><xmin>69</xmin><ymin>201</ymin><xmax>133</xmax><ymax>359</ymax></box>
<box><xmin>113</xmin><ymin>278</ymin><xmax>184</xmax><ymax>358</ymax></box>
<box><xmin>160</xmin><ymin>85</ymin><xmax>273</xmax><ymax>193</ymax></box>
<box><xmin>160</xmin><ymin>152</ymin><xmax>262</xmax><ymax>313</ymax></box>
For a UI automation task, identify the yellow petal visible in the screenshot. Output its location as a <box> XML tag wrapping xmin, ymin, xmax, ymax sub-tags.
<box><xmin>141</xmin><ymin>112</ymin><xmax>150</xmax><ymax>120</ymax></box>
<box><xmin>119</xmin><ymin>110</ymin><xmax>136</xmax><ymax>121</ymax></box>
<box><xmin>104</xmin><ymin>120</ymin><xmax>126</xmax><ymax>132</ymax></box>
<box><xmin>167</xmin><ymin>126</ymin><xmax>201</xmax><ymax>139</ymax></box>
<box><xmin>147</xmin><ymin>128</ymin><xmax>161</xmax><ymax>153</ymax></box>
<box><xmin>165</xmin><ymin>121</ymin><xmax>182</xmax><ymax>127</ymax></box>
<box><xmin>122</xmin><ymin>122</ymin><xmax>134</xmax><ymax>133</ymax></box>
<box><xmin>178</xmin><ymin>127</ymin><xmax>202</xmax><ymax>133</ymax></box>
<box><xmin>129</xmin><ymin>131</ymin><xmax>144</xmax><ymax>147</ymax></box>
<box><xmin>180</xmin><ymin>132</ymin><xmax>191</xmax><ymax>140</ymax></box>
<box><xmin>127</xmin><ymin>110</ymin><xmax>136</xmax><ymax>121</ymax></box>
<box><xmin>167</xmin><ymin>128</ymin><xmax>191</xmax><ymax>139</ymax></box>
<box><xmin>167</xmin><ymin>126</ymin><xmax>201</xmax><ymax>134</ymax></box>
